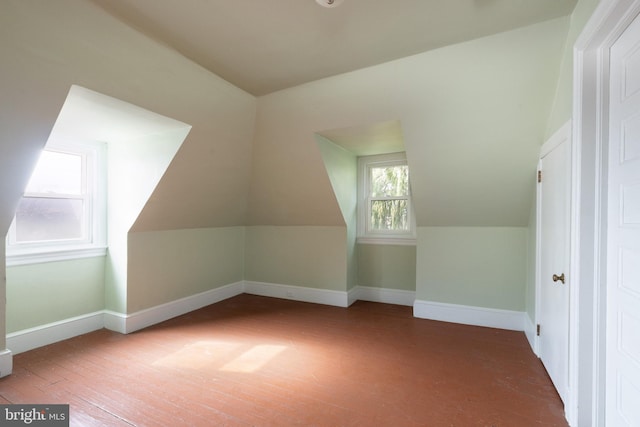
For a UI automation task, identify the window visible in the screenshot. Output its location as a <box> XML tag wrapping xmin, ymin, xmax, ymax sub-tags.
<box><xmin>6</xmin><ymin>139</ymin><xmax>106</xmax><ymax>265</ymax></box>
<box><xmin>357</xmin><ymin>152</ymin><xmax>416</xmax><ymax>244</ymax></box>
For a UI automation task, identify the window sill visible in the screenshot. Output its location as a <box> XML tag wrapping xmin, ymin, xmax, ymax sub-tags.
<box><xmin>6</xmin><ymin>246</ymin><xmax>108</xmax><ymax>267</ymax></box>
<box><xmin>357</xmin><ymin>237</ymin><xmax>416</xmax><ymax>246</ymax></box>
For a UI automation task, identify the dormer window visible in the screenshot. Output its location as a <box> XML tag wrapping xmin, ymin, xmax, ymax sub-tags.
<box><xmin>6</xmin><ymin>138</ymin><xmax>107</xmax><ymax>265</ymax></box>
<box><xmin>357</xmin><ymin>152</ymin><xmax>416</xmax><ymax>245</ymax></box>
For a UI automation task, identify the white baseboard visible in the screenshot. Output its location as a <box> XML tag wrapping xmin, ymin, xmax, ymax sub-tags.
<box><xmin>103</xmin><ymin>310</ymin><xmax>127</xmax><ymax>334</ymax></box>
<box><xmin>413</xmin><ymin>299</ymin><xmax>525</xmax><ymax>331</ymax></box>
<box><xmin>0</xmin><ymin>349</ymin><xmax>13</xmax><ymax>378</ymax></box>
<box><xmin>347</xmin><ymin>286</ymin><xmax>360</xmax><ymax>306</ymax></box>
<box><xmin>7</xmin><ymin>282</ymin><xmax>246</xmax><ymax>353</ymax></box>
<box><xmin>106</xmin><ymin>281</ymin><xmax>245</xmax><ymax>334</ymax></box>
<box><xmin>6</xmin><ymin>282</ymin><xmax>529</xmax><ymax>358</ymax></box>
<box><xmin>6</xmin><ymin>311</ymin><xmax>105</xmax><ymax>355</ymax></box>
<box><xmin>356</xmin><ymin>286</ymin><xmax>415</xmax><ymax>306</ymax></box>
<box><xmin>243</xmin><ymin>281</ymin><xmax>349</xmax><ymax>307</ymax></box>
<box><xmin>524</xmin><ymin>313</ymin><xmax>538</xmax><ymax>355</ymax></box>
<box><xmin>242</xmin><ymin>283</ymin><xmax>415</xmax><ymax>308</ymax></box>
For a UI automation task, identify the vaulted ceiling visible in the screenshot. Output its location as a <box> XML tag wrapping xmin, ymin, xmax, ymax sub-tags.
<box><xmin>90</xmin><ymin>0</ymin><xmax>577</xmax><ymax>96</ymax></box>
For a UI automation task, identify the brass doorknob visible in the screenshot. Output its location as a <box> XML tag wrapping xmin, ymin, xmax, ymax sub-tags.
<box><xmin>553</xmin><ymin>273</ymin><xmax>565</xmax><ymax>284</ymax></box>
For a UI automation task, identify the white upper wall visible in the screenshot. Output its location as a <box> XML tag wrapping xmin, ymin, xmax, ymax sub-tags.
<box><xmin>249</xmin><ymin>17</ymin><xmax>569</xmax><ymax>227</ymax></box>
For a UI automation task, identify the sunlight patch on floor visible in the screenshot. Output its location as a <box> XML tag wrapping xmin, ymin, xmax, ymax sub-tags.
<box><xmin>152</xmin><ymin>340</ymin><xmax>242</xmax><ymax>369</ymax></box>
<box><xmin>152</xmin><ymin>341</ymin><xmax>288</xmax><ymax>373</ymax></box>
<box><xmin>220</xmin><ymin>345</ymin><xmax>288</xmax><ymax>373</ymax></box>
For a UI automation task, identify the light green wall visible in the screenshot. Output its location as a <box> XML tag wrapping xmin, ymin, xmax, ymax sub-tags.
<box><xmin>315</xmin><ymin>136</ymin><xmax>358</xmax><ymax>290</ymax></box>
<box><xmin>0</xmin><ymin>1</ymin><xmax>586</xmax><ymax>345</ymax></box>
<box><xmin>545</xmin><ymin>0</ymin><xmax>600</xmax><ymax>139</ymax></box>
<box><xmin>6</xmin><ymin>257</ymin><xmax>105</xmax><ymax>333</ymax></box>
<box><xmin>7</xmin><ymin>226</ymin><xmax>244</xmax><ymax>330</ymax></box>
<box><xmin>127</xmin><ymin>227</ymin><xmax>245</xmax><ymax>313</ymax></box>
<box><xmin>0</xmin><ymin>0</ymin><xmax>256</xmax><ymax>349</ymax></box>
<box><xmin>416</xmin><ymin>227</ymin><xmax>527</xmax><ymax>311</ymax></box>
<box><xmin>105</xmin><ymin>128</ymin><xmax>189</xmax><ymax>313</ymax></box>
<box><xmin>250</xmin><ymin>18</ymin><xmax>568</xmax><ymax>228</ymax></box>
<box><xmin>244</xmin><ymin>226</ymin><xmax>347</xmax><ymax>291</ymax></box>
<box><xmin>315</xmin><ymin>137</ymin><xmax>417</xmax><ymax>293</ymax></box>
<box><xmin>247</xmin><ymin>20</ymin><xmax>568</xmax><ymax>312</ymax></box>
<box><xmin>314</xmin><ymin>136</ymin><xmax>356</xmax><ymax>226</ymax></box>
<box><xmin>358</xmin><ymin>244</ymin><xmax>416</xmax><ymax>291</ymax></box>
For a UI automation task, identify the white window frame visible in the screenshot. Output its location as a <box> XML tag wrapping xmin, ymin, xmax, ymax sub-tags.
<box><xmin>357</xmin><ymin>152</ymin><xmax>416</xmax><ymax>245</ymax></box>
<box><xmin>6</xmin><ymin>137</ymin><xmax>107</xmax><ymax>266</ymax></box>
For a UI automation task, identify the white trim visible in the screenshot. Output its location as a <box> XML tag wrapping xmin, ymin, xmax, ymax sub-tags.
<box><xmin>6</xmin><ymin>246</ymin><xmax>107</xmax><ymax>266</ymax></box>
<box><xmin>356</xmin><ymin>286</ymin><xmax>415</xmax><ymax>306</ymax></box>
<box><xmin>0</xmin><ymin>349</ymin><xmax>13</xmax><ymax>378</ymax></box>
<box><xmin>103</xmin><ymin>310</ymin><xmax>127</xmax><ymax>334</ymax></box>
<box><xmin>6</xmin><ymin>311</ymin><xmax>104</xmax><ymax>355</ymax></box>
<box><xmin>6</xmin><ymin>138</ymin><xmax>107</xmax><ymax>258</ymax></box>
<box><xmin>243</xmin><ymin>281</ymin><xmax>349</xmax><ymax>307</ymax></box>
<box><xmin>572</xmin><ymin>1</ymin><xmax>640</xmax><ymax>425</ymax></box>
<box><xmin>534</xmin><ymin>158</ymin><xmax>543</xmax><ymax>358</ymax></box>
<box><xmin>357</xmin><ymin>152</ymin><xmax>417</xmax><ymax>242</ymax></box>
<box><xmin>569</xmin><ymin>49</ymin><xmax>593</xmax><ymax>425</ymax></box>
<box><xmin>524</xmin><ymin>313</ymin><xmax>538</xmax><ymax>356</ymax></box>
<box><xmin>347</xmin><ymin>287</ymin><xmax>360</xmax><ymax>306</ymax></box>
<box><xmin>106</xmin><ymin>281</ymin><xmax>245</xmax><ymax>334</ymax></box>
<box><xmin>5</xmin><ymin>282</ymin><xmax>531</xmax><ymax>362</ymax></box>
<box><xmin>356</xmin><ymin>237</ymin><xmax>416</xmax><ymax>246</ymax></box>
<box><xmin>413</xmin><ymin>300</ymin><xmax>525</xmax><ymax>331</ymax></box>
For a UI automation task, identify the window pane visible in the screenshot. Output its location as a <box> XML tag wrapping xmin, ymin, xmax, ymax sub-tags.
<box><xmin>15</xmin><ymin>197</ymin><xmax>83</xmax><ymax>242</ymax></box>
<box><xmin>25</xmin><ymin>150</ymin><xmax>82</xmax><ymax>195</ymax></box>
<box><xmin>370</xmin><ymin>199</ymin><xmax>409</xmax><ymax>231</ymax></box>
<box><xmin>370</xmin><ymin>165</ymin><xmax>408</xmax><ymax>197</ymax></box>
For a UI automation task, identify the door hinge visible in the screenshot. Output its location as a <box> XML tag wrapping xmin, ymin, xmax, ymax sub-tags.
<box><xmin>536</xmin><ymin>324</ymin><xmax>541</xmax><ymax>336</ymax></box>
<box><xmin>537</xmin><ymin>170</ymin><xmax>542</xmax><ymax>183</ymax></box>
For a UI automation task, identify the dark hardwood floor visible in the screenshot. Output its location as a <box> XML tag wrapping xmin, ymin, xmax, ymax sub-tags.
<box><xmin>0</xmin><ymin>294</ymin><xmax>567</xmax><ymax>426</ymax></box>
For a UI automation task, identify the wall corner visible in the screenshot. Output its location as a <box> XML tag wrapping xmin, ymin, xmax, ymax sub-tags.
<box><xmin>0</xmin><ymin>349</ymin><xmax>13</xmax><ymax>378</ymax></box>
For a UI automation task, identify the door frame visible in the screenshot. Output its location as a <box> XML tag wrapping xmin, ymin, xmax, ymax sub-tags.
<box><xmin>572</xmin><ymin>0</ymin><xmax>640</xmax><ymax>425</ymax></box>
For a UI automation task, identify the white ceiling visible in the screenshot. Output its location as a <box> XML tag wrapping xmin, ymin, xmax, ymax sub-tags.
<box><xmin>89</xmin><ymin>0</ymin><xmax>577</xmax><ymax>96</ymax></box>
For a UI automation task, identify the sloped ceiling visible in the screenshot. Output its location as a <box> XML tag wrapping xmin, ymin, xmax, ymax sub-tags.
<box><xmin>84</xmin><ymin>0</ymin><xmax>577</xmax><ymax>228</ymax></box>
<box><xmin>90</xmin><ymin>0</ymin><xmax>577</xmax><ymax>96</ymax></box>
<box><xmin>248</xmin><ymin>17</ymin><xmax>569</xmax><ymax>227</ymax></box>
<box><xmin>0</xmin><ymin>0</ymin><xmax>576</xmax><ymax>234</ymax></box>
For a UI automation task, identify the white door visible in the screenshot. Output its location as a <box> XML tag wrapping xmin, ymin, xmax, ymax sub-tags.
<box><xmin>607</xmin><ymin>11</ymin><xmax>640</xmax><ymax>426</ymax></box>
<box><xmin>538</xmin><ymin>126</ymin><xmax>571</xmax><ymax>405</ymax></box>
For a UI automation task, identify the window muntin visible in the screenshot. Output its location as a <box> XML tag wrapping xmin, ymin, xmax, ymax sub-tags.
<box><xmin>6</xmin><ymin>139</ymin><xmax>106</xmax><ymax>263</ymax></box>
<box><xmin>358</xmin><ymin>153</ymin><xmax>416</xmax><ymax>244</ymax></box>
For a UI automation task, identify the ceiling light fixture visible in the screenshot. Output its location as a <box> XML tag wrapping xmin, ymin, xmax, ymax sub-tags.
<box><xmin>315</xmin><ymin>0</ymin><xmax>344</xmax><ymax>8</ymax></box>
